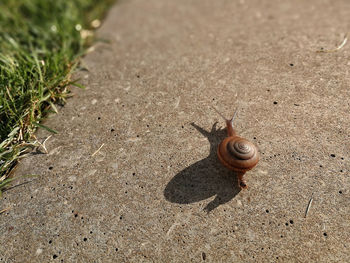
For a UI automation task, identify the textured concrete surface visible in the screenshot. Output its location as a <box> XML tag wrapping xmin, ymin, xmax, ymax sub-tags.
<box><xmin>1</xmin><ymin>0</ymin><xmax>350</xmax><ymax>262</ymax></box>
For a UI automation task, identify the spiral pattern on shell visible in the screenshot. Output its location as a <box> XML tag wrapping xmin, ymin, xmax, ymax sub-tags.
<box><xmin>217</xmin><ymin>136</ymin><xmax>259</xmax><ymax>174</ymax></box>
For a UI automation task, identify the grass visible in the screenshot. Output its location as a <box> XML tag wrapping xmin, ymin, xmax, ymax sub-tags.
<box><xmin>0</xmin><ymin>0</ymin><xmax>115</xmax><ymax>193</ymax></box>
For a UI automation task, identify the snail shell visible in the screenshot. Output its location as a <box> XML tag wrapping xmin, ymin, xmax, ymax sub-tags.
<box><xmin>217</xmin><ymin>136</ymin><xmax>259</xmax><ymax>174</ymax></box>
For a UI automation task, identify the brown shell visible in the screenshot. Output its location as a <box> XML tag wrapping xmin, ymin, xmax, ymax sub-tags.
<box><xmin>217</xmin><ymin>136</ymin><xmax>259</xmax><ymax>174</ymax></box>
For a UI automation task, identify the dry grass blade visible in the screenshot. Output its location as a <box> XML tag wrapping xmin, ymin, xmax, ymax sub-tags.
<box><xmin>0</xmin><ymin>207</ymin><xmax>10</xmax><ymax>215</ymax></box>
<box><xmin>32</xmin><ymin>135</ymin><xmax>52</xmax><ymax>154</ymax></box>
<box><xmin>92</xmin><ymin>143</ymin><xmax>105</xmax><ymax>157</ymax></box>
<box><xmin>304</xmin><ymin>192</ymin><xmax>314</xmax><ymax>218</ymax></box>
<box><xmin>317</xmin><ymin>33</ymin><xmax>348</xmax><ymax>53</ymax></box>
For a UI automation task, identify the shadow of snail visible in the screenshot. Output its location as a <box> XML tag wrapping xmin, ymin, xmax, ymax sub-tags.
<box><xmin>164</xmin><ymin>122</ymin><xmax>243</xmax><ymax>212</ymax></box>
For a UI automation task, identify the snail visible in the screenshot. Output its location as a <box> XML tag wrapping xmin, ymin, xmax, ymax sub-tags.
<box><xmin>213</xmin><ymin>107</ymin><xmax>259</xmax><ymax>189</ymax></box>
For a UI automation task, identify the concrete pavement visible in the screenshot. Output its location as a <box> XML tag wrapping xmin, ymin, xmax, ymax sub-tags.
<box><xmin>1</xmin><ymin>0</ymin><xmax>350</xmax><ymax>262</ymax></box>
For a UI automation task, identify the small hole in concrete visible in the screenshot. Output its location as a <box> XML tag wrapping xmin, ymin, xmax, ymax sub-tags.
<box><xmin>111</xmin><ymin>128</ymin><xmax>115</xmax><ymax>132</ymax></box>
<box><xmin>115</xmin><ymin>248</ymin><xmax>119</xmax><ymax>252</ymax></box>
<box><xmin>202</xmin><ymin>252</ymin><xmax>206</xmax><ymax>260</ymax></box>
<box><xmin>285</xmin><ymin>223</ymin><xmax>289</xmax><ymax>226</ymax></box>
<box><xmin>53</xmin><ymin>255</ymin><xmax>58</xmax><ymax>259</ymax></box>
<box><xmin>273</xmin><ymin>101</ymin><xmax>278</xmax><ymax>105</ymax></box>
<box><xmin>49</xmin><ymin>166</ymin><xmax>53</xmax><ymax>170</ymax></box>
<box><xmin>98</xmin><ymin>117</ymin><xmax>101</xmax><ymax>120</ymax></box>
<box><xmin>289</xmin><ymin>63</ymin><xmax>294</xmax><ymax>66</ymax></box>
<box><xmin>323</xmin><ymin>232</ymin><xmax>327</xmax><ymax>237</ymax></box>
<box><xmin>265</xmin><ymin>209</ymin><xmax>269</xmax><ymax>213</ymax></box>
<box><xmin>83</xmin><ymin>238</ymin><xmax>87</xmax><ymax>242</ymax></box>
<box><xmin>339</xmin><ymin>190</ymin><xmax>343</xmax><ymax>194</ymax></box>
<box><xmin>49</xmin><ymin>240</ymin><xmax>52</xmax><ymax>244</ymax></box>
<box><xmin>330</xmin><ymin>154</ymin><xmax>336</xmax><ymax>158</ymax></box>
<box><xmin>289</xmin><ymin>220</ymin><xmax>294</xmax><ymax>224</ymax></box>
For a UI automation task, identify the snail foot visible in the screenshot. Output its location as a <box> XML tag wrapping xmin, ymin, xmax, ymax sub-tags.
<box><xmin>237</xmin><ymin>173</ymin><xmax>248</xmax><ymax>189</ymax></box>
<box><xmin>239</xmin><ymin>180</ymin><xmax>248</xmax><ymax>189</ymax></box>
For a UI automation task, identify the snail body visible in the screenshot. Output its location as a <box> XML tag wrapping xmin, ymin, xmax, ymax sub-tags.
<box><xmin>216</xmin><ymin>109</ymin><xmax>259</xmax><ymax>189</ymax></box>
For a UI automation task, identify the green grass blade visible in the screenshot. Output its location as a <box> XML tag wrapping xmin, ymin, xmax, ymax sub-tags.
<box><xmin>32</xmin><ymin>123</ymin><xmax>58</xmax><ymax>134</ymax></box>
